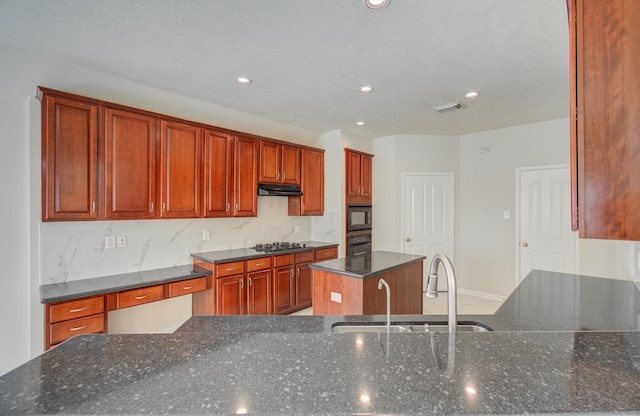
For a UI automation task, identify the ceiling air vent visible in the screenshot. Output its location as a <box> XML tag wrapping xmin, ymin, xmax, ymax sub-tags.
<box><xmin>433</xmin><ymin>101</ymin><xmax>465</xmax><ymax>113</ymax></box>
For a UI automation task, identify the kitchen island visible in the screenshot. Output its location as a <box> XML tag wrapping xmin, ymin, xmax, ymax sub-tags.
<box><xmin>310</xmin><ymin>250</ymin><xmax>426</xmax><ymax>315</ymax></box>
<box><xmin>2</xmin><ymin>270</ymin><xmax>640</xmax><ymax>415</ymax></box>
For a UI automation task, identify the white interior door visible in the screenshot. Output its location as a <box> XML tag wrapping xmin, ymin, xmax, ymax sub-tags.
<box><xmin>402</xmin><ymin>173</ymin><xmax>454</xmax><ymax>289</ymax></box>
<box><xmin>518</xmin><ymin>166</ymin><xmax>577</xmax><ymax>282</ymax></box>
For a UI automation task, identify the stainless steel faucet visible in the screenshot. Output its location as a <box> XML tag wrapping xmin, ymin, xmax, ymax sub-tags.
<box><xmin>378</xmin><ymin>278</ymin><xmax>391</xmax><ymax>331</ymax></box>
<box><xmin>424</xmin><ymin>253</ymin><xmax>457</xmax><ymax>332</ymax></box>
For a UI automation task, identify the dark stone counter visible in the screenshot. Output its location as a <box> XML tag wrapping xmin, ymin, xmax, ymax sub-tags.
<box><xmin>309</xmin><ymin>250</ymin><xmax>426</xmax><ymax>279</ymax></box>
<box><xmin>191</xmin><ymin>240</ymin><xmax>338</xmax><ymax>264</ymax></box>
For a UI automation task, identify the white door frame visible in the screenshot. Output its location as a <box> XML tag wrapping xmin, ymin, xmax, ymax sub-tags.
<box><xmin>514</xmin><ymin>164</ymin><xmax>580</xmax><ymax>287</ymax></box>
<box><xmin>400</xmin><ymin>172</ymin><xmax>455</xmax><ymax>260</ymax></box>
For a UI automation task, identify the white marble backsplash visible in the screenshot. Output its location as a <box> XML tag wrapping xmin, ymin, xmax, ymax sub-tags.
<box><xmin>40</xmin><ymin>197</ymin><xmax>316</xmax><ymax>284</ymax></box>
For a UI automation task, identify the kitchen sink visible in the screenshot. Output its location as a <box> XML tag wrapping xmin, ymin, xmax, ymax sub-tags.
<box><xmin>331</xmin><ymin>321</ymin><xmax>492</xmax><ymax>333</ymax></box>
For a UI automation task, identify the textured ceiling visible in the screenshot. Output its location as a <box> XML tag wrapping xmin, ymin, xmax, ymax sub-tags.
<box><xmin>0</xmin><ymin>0</ymin><xmax>569</xmax><ymax>139</ymax></box>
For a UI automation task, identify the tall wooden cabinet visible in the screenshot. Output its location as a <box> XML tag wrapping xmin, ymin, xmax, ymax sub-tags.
<box><xmin>288</xmin><ymin>149</ymin><xmax>324</xmax><ymax>216</ymax></box>
<box><xmin>41</xmin><ymin>94</ymin><xmax>99</xmax><ymax>221</ymax></box>
<box><xmin>570</xmin><ymin>0</ymin><xmax>640</xmax><ymax>240</ymax></box>
<box><xmin>345</xmin><ymin>148</ymin><xmax>373</xmax><ymax>205</ymax></box>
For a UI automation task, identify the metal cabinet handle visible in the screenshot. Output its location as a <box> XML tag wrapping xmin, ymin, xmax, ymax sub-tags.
<box><xmin>290</xmin><ymin>269</ymin><xmax>294</xmax><ymax>278</ymax></box>
<box><xmin>236</xmin><ymin>203</ymin><xmax>239</xmax><ymax>211</ymax></box>
<box><xmin>277</xmin><ymin>172</ymin><xmax>280</xmax><ymax>179</ymax></box>
<box><xmin>134</xmin><ymin>295</ymin><xmax>149</xmax><ymax>300</ymax></box>
<box><xmin>248</xmin><ymin>278</ymin><xmax>253</xmax><ymax>287</ymax></box>
<box><xmin>150</xmin><ymin>202</ymin><xmax>154</xmax><ymax>212</ymax></box>
<box><xmin>256</xmin><ymin>263</ymin><xmax>265</xmax><ymax>266</ymax></box>
<box><xmin>162</xmin><ymin>202</ymin><xmax>166</xmax><ymax>212</ymax></box>
<box><xmin>240</xmin><ymin>279</ymin><xmax>244</xmax><ymax>289</ymax></box>
<box><xmin>183</xmin><ymin>286</ymin><xmax>194</xmax><ymax>290</ymax></box>
<box><xmin>297</xmin><ymin>268</ymin><xmax>300</xmax><ymax>277</ymax></box>
<box><xmin>226</xmin><ymin>267</ymin><xmax>236</xmax><ymax>271</ymax></box>
<box><xmin>92</xmin><ymin>201</ymin><xmax>96</xmax><ymax>213</ymax></box>
<box><xmin>226</xmin><ymin>203</ymin><xmax>230</xmax><ymax>212</ymax></box>
<box><xmin>69</xmin><ymin>325</ymin><xmax>87</xmax><ymax>332</ymax></box>
<box><xmin>69</xmin><ymin>307</ymin><xmax>87</xmax><ymax>313</ymax></box>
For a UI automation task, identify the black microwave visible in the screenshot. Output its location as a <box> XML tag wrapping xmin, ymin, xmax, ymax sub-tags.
<box><xmin>347</xmin><ymin>205</ymin><xmax>372</xmax><ymax>232</ymax></box>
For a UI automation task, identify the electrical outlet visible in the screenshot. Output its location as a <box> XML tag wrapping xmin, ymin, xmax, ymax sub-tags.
<box><xmin>116</xmin><ymin>235</ymin><xmax>127</xmax><ymax>248</ymax></box>
<box><xmin>294</xmin><ymin>225</ymin><xmax>300</xmax><ymax>234</ymax></box>
<box><xmin>202</xmin><ymin>230</ymin><xmax>210</xmax><ymax>241</ymax></box>
<box><xmin>330</xmin><ymin>292</ymin><xmax>342</xmax><ymax>303</ymax></box>
<box><xmin>503</xmin><ymin>210</ymin><xmax>511</xmax><ymax>219</ymax></box>
<box><xmin>105</xmin><ymin>236</ymin><xmax>116</xmax><ymax>249</ymax></box>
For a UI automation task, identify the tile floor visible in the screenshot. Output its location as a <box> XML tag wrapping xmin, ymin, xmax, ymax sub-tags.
<box><xmin>290</xmin><ymin>292</ymin><xmax>503</xmax><ymax>316</ymax></box>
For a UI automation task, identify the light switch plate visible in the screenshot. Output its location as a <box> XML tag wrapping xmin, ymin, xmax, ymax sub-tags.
<box><xmin>105</xmin><ymin>236</ymin><xmax>115</xmax><ymax>249</ymax></box>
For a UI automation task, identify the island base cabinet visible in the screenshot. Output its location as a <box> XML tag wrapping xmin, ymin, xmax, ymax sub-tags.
<box><xmin>312</xmin><ymin>262</ymin><xmax>423</xmax><ymax>315</ymax></box>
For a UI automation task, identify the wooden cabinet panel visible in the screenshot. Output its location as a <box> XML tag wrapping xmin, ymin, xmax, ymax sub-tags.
<box><xmin>360</xmin><ymin>154</ymin><xmax>372</xmax><ymax>199</ymax></box>
<box><xmin>273</xmin><ymin>265</ymin><xmax>295</xmax><ymax>314</ymax></box>
<box><xmin>49</xmin><ymin>296</ymin><xmax>104</xmax><ymax>324</ymax></box>
<box><xmin>215</xmin><ymin>261</ymin><xmax>245</xmax><ymax>277</ymax></box>
<box><xmin>281</xmin><ymin>145</ymin><xmax>301</xmax><ymax>185</ymax></box>
<box><xmin>41</xmin><ymin>94</ymin><xmax>99</xmax><ymax>221</ymax></box>
<box><xmin>346</xmin><ymin>150</ymin><xmax>362</xmax><ymax>198</ymax></box>
<box><xmin>104</xmin><ymin>108</ymin><xmax>157</xmax><ymax>219</ymax></box>
<box><xmin>246</xmin><ymin>257</ymin><xmax>272</xmax><ymax>272</ymax></box>
<box><xmin>49</xmin><ymin>314</ymin><xmax>105</xmax><ymax>346</ymax></box>
<box><xmin>258</xmin><ymin>140</ymin><xmax>281</xmax><ymax>183</ymax></box>
<box><xmin>295</xmin><ymin>250</ymin><xmax>315</xmax><ymax>264</ymax></box>
<box><xmin>247</xmin><ymin>270</ymin><xmax>271</xmax><ymax>315</ymax></box>
<box><xmin>234</xmin><ymin>136</ymin><xmax>258</xmax><ymax>217</ymax></box>
<box><xmin>295</xmin><ymin>261</ymin><xmax>313</xmax><ymax>309</ymax></box>
<box><xmin>288</xmin><ymin>149</ymin><xmax>324</xmax><ymax>216</ymax></box>
<box><xmin>273</xmin><ymin>254</ymin><xmax>294</xmax><ymax>267</ymax></box>
<box><xmin>168</xmin><ymin>277</ymin><xmax>207</xmax><ymax>297</ymax></box>
<box><xmin>345</xmin><ymin>149</ymin><xmax>373</xmax><ymax>205</ymax></box>
<box><xmin>215</xmin><ymin>274</ymin><xmax>245</xmax><ymax>315</ymax></box>
<box><xmin>115</xmin><ymin>285</ymin><xmax>164</xmax><ymax>309</ymax></box>
<box><xmin>159</xmin><ymin>120</ymin><xmax>202</xmax><ymax>218</ymax></box>
<box><xmin>203</xmin><ymin>129</ymin><xmax>233</xmax><ymax>217</ymax></box>
<box><xmin>315</xmin><ymin>247</ymin><xmax>338</xmax><ymax>261</ymax></box>
<box><xmin>571</xmin><ymin>0</ymin><xmax>640</xmax><ymax>240</ymax></box>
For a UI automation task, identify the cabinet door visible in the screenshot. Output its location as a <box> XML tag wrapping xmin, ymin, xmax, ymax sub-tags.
<box><xmin>346</xmin><ymin>151</ymin><xmax>362</xmax><ymax>198</ymax></box>
<box><xmin>295</xmin><ymin>261</ymin><xmax>313</xmax><ymax>308</ymax></box>
<box><xmin>203</xmin><ymin>129</ymin><xmax>233</xmax><ymax>217</ymax></box>
<box><xmin>233</xmin><ymin>136</ymin><xmax>258</xmax><ymax>217</ymax></box>
<box><xmin>215</xmin><ymin>274</ymin><xmax>245</xmax><ymax>315</ymax></box>
<box><xmin>300</xmin><ymin>149</ymin><xmax>324</xmax><ymax>215</ymax></box>
<box><xmin>360</xmin><ymin>154</ymin><xmax>373</xmax><ymax>200</ymax></box>
<box><xmin>281</xmin><ymin>145</ymin><xmax>301</xmax><ymax>185</ymax></box>
<box><xmin>273</xmin><ymin>265</ymin><xmax>295</xmax><ymax>314</ymax></box>
<box><xmin>247</xmin><ymin>269</ymin><xmax>272</xmax><ymax>315</ymax></box>
<box><xmin>572</xmin><ymin>0</ymin><xmax>640</xmax><ymax>240</ymax></box>
<box><xmin>42</xmin><ymin>95</ymin><xmax>99</xmax><ymax>221</ymax></box>
<box><xmin>258</xmin><ymin>140</ymin><xmax>281</xmax><ymax>183</ymax></box>
<box><xmin>159</xmin><ymin>120</ymin><xmax>202</xmax><ymax>218</ymax></box>
<box><xmin>104</xmin><ymin>108</ymin><xmax>157</xmax><ymax>219</ymax></box>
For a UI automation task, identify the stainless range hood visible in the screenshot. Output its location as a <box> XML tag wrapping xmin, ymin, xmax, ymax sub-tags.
<box><xmin>257</xmin><ymin>183</ymin><xmax>303</xmax><ymax>196</ymax></box>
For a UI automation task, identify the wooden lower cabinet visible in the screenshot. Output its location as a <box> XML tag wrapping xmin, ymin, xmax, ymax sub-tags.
<box><xmin>273</xmin><ymin>264</ymin><xmax>295</xmax><ymax>314</ymax></box>
<box><xmin>295</xmin><ymin>261</ymin><xmax>313</xmax><ymax>309</ymax></box>
<box><xmin>247</xmin><ymin>269</ymin><xmax>272</xmax><ymax>315</ymax></box>
<box><xmin>215</xmin><ymin>274</ymin><xmax>245</xmax><ymax>315</ymax></box>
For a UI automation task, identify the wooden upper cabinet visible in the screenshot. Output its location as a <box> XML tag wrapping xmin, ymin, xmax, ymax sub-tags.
<box><xmin>104</xmin><ymin>108</ymin><xmax>157</xmax><ymax>219</ymax></box>
<box><xmin>258</xmin><ymin>140</ymin><xmax>301</xmax><ymax>185</ymax></box>
<box><xmin>41</xmin><ymin>93</ymin><xmax>99</xmax><ymax>221</ymax></box>
<box><xmin>203</xmin><ymin>129</ymin><xmax>234</xmax><ymax>217</ymax></box>
<box><xmin>289</xmin><ymin>149</ymin><xmax>324</xmax><ymax>216</ymax></box>
<box><xmin>159</xmin><ymin>120</ymin><xmax>202</xmax><ymax>218</ymax></box>
<box><xmin>234</xmin><ymin>135</ymin><xmax>258</xmax><ymax>217</ymax></box>
<box><xmin>571</xmin><ymin>0</ymin><xmax>640</xmax><ymax>240</ymax></box>
<box><xmin>345</xmin><ymin>149</ymin><xmax>373</xmax><ymax>205</ymax></box>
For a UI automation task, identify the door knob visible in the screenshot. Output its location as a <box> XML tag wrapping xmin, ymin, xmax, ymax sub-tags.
<box><xmin>406</xmin><ymin>237</ymin><xmax>412</xmax><ymax>242</ymax></box>
<box><xmin>521</xmin><ymin>242</ymin><xmax>528</xmax><ymax>247</ymax></box>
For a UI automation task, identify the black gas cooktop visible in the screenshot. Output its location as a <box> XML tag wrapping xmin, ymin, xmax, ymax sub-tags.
<box><xmin>251</xmin><ymin>242</ymin><xmax>307</xmax><ymax>253</ymax></box>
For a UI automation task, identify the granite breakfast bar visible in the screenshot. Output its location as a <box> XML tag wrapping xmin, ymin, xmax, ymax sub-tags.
<box><xmin>2</xmin><ymin>270</ymin><xmax>640</xmax><ymax>414</ymax></box>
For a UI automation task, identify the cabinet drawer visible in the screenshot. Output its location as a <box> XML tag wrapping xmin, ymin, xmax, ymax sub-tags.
<box><xmin>49</xmin><ymin>314</ymin><xmax>105</xmax><ymax>346</ymax></box>
<box><xmin>247</xmin><ymin>257</ymin><xmax>272</xmax><ymax>272</ymax></box>
<box><xmin>216</xmin><ymin>261</ymin><xmax>245</xmax><ymax>277</ymax></box>
<box><xmin>168</xmin><ymin>277</ymin><xmax>207</xmax><ymax>297</ymax></box>
<box><xmin>274</xmin><ymin>254</ymin><xmax>294</xmax><ymax>267</ymax></box>
<box><xmin>116</xmin><ymin>285</ymin><xmax>164</xmax><ymax>309</ymax></box>
<box><xmin>295</xmin><ymin>250</ymin><xmax>314</xmax><ymax>263</ymax></box>
<box><xmin>315</xmin><ymin>247</ymin><xmax>338</xmax><ymax>261</ymax></box>
<box><xmin>49</xmin><ymin>296</ymin><xmax>105</xmax><ymax>324</ymax></box>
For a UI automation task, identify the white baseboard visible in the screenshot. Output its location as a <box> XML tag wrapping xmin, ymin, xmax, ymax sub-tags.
<box><xmin>458</xmin><ymin>288</ymin><xmax>506</xmax><ymax>302</ymax></box>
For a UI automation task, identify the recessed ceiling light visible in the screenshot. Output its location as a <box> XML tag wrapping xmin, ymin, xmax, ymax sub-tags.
<box><xmin>359</xmin><ymin>86</ymin><xmax>374</xmax><ymax>93</ymax></box>
<box><xmin>356</xmin><ymin>121</ymin><xmax>366</xmax><ymax>126</ymax></box>
<box><xmin>365</xmin><ymin>0</ymin><xmax>390</xmax><ymax>10</ymax></box>
<box><xmin>465</xmin><ymin>91</ymin><xmax>480</xmax><ymax>98</ymax></box>
<box><xmin>235</xmin><ymin>77</ymin><xmax>252</xmax><ymax>85</ymax></box>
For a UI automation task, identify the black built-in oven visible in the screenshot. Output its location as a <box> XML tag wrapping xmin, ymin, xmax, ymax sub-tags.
<box><xmin>347</xmin><ymin>205</ymin><xmax>372</xmax><ymax>232</ymax></box>
<box><xmin>347</xmin><ymin>234</ymin><xmax>372</xmax><ymax>256</ymax></box>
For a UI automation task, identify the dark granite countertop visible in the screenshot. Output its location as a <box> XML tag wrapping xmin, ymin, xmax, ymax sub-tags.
<box><xmin>191</xmin><ymin>240</ymin><xmax>338</xmax><ymax>263</ymax></box>
<box><xmin>309</xmin><ymin>250</ymin><xmax>426</xmax><ymax>279</ymax></box>
<box><xmin>9</xmin><ymin>270</ymin><xmax>640</xmax><ymax>414</ymax></box>
<box><xmin>39</xmin><ymin>265</ymin><xmax>212</xmax><ymax>304</ymax></box>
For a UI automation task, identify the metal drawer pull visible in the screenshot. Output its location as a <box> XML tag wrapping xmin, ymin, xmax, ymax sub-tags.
<box><xmin>69</xmin><ymin>307</ymin><xmax>88</xmax><ymax>313</ymax></box>
<box><xmin>226</xmin><ymin>267</ymin><xmax>236</xmax><ymax>271</ymax></box>
<box><xmin>183</xmin><ymin>285</ymin><xmax>194</xmax><ymax>290</ymax></box>
<box><xmin>134</xmin><ymin>295</ymin><xmax>149</xmax><ymax>300</ymax></box>
<box><xmin>255</xmin><ymin>263</ymin><xmax>265</xmax><ymax>266</ymax></box>
<box><xmin>69</xmin><ymin>325</ymin><xmax>87</xmax><ymax>332</ymax></box>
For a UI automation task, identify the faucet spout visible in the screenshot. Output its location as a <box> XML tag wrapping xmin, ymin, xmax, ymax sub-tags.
<box><xmin>424</xmin><ymin>254</ymin><xmax>457</xmax><ymax>332</ymax></box>
<box><xmin>378</xmin><ymin>278</ymin><xmax>391</xmax><ymax>331</ymax></box>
